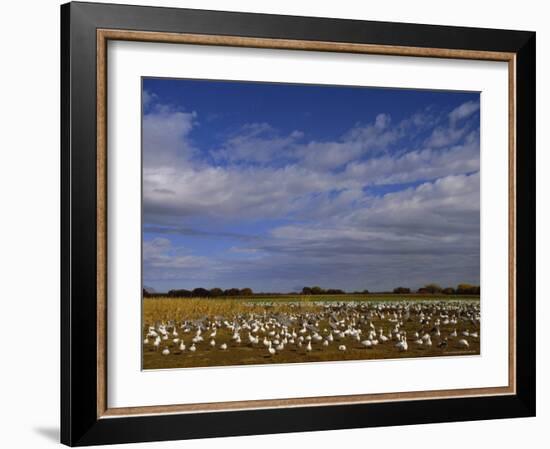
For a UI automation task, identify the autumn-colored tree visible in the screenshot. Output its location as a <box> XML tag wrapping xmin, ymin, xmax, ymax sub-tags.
<box><xmin>456</xmin><ymin>284</ymin><xmax>480</xmax><ymax>294</ymax></box>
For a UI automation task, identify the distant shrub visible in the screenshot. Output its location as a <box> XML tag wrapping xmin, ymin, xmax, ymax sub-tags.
<box><xmin>456</xmin><ymin>284</ymin><xmax>480</xmax><ymax>295</ymax></box>
<box><xmin>424</xmin><ymin>283</ymin><xmax>442</xmax><ymax>294</ymax></box>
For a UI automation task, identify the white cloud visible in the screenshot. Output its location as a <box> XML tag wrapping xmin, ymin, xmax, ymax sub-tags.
<box><xmin>142</xmin><ymin>97</ymin><xmax>480</xmax><ymax>290</ymax></box>
<box><xmin>209</xmin><ymin>112</ymin><xmax>404</xmax><ymax>172</ymax></box>
<box><xmin>211</xmin><ymin>123</ymin><xmax>303</xmax><ymax>164</ymax></box>
<box><xmin>143</xmin><ymin>105</ymin><xmax>197</xmax><ymax>166</ymax></box>
<box><xmin>449</xmin><ymin>100</ymin><xmax>480</xmax><ymax>124</ymax></box>
<box><xmin>143</xmin><ymin>237</ymin><xmax>215</xmax><ymax>282</ymax></box>
<box><xmin>268</xmin><ymin>172</ymin><xmax>479</xmax><ymax>248</ymax></box>
<box><xmin>344</xmin><ymin>130</ymin><xmax>479</xmax><ymax>186</ymax></box>
<box><xmin>143</xmin><ymin>237</ymin><xmax>207</xmax><ymax>269</ymax></box>
<box><xmin>142</xmin><ymin>90</ymin><xmax>158</xmax><ymax>109</ymax></box>
<box><xmin>143</xmin><ymin>163</ymin><xmax>349</xmax><ymax>222</ymax></box>
<box><xmin>142</xmin><ymin>101</ymin><xmax>480</xmax><ymax>223</ymax></box>
<box><xmin>219</xmin><ymin>172</ymin><xmax>480</xmax><ymax>290</ymax></box>
<box><xmin>425</xmin><ymin>100</ymin><xmax>480</xmax><ymax>148</ymax></box>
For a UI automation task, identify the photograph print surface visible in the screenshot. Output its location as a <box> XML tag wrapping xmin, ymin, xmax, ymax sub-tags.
<box><xmin>141</xmin><ymin>78</ymin><xmax>481</xmax><ymax>369</ymax></box>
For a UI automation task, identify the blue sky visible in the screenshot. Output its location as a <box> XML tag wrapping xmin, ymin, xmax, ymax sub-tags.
<box><xmin>142</xmin><ymin>78</ymin><xmax>480</xmax><ymax>293</ymax></box>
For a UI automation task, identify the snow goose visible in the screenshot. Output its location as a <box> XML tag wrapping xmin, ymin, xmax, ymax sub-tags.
<box><xmin>361</xmin><ymin>340</ymin><xmax>373</xmax><ymax>349</ymax></box>
<box><xmin>396</xmin><ymin>336</ymin><xmax>408</xmax><ymax>352</ymax></box>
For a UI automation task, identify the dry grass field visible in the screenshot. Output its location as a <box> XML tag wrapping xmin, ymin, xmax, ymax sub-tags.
<box><xmin>142</xmin><ymin>295</ymin><xmax>480</xmax><ymax>370</ymax></box>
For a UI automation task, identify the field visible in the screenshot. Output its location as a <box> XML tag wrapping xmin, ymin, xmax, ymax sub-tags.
<box><xmin>142</xmin><ymin>295</ymin><xmax>480</xmax><ymax>370</ymax></box>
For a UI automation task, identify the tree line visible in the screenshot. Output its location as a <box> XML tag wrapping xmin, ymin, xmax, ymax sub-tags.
<box><xmin>302</xmin><ymin>284</ymin><xmax>479</xmax><ymax>295</ymax></box>
<box><xmin>394</xmin><ymin>283</ymin><xmax>480</xmax><ymax>295</ymax></box>
<box><xmin>143</xmin><ymin>283</ymin><xmax>480</xmax><ymax>298</ymax></box>
<box><xmin>143</xmin><ymin>287</ymin><xmax>254</xmax><ymax>298</ymax></box>
<box><xmin>301</xmin><ymin>286</ymin><xmax>369</xmax><ymax>295</ymax></box>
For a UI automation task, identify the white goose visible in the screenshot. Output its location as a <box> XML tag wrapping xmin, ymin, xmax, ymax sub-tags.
<box><xmin>378</xmin><ymin>329</ymin><xmax>389</xmax><ymax>343</ymax></box>
<box><xmin>153</xmin><ymin>336</ymin><xmax>161</xmax><ymax>350</ymax></box>
<box><xmin>396</xmin><ymin>336</ymin><xmax>408</xmax><ymax>352</ymax></box>
<box><xmin>422</xmin><ymin>333</ymin><xmax>432</xmax><ymax>347</ymax></box>
<box><xmin>248</xmin><ymin>333</ymin><xmax>259</xmax><ymax>345</ymax></box>
<box><xmin>361</xmin><ymin>340</ymin><xmax>373</xmax><ymax>348</ymax></box>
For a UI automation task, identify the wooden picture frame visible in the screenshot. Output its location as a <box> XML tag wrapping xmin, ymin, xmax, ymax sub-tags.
<box><xmin>61</xmin><ymin>1</ymin><xmax>535</xmax><ymax>446</ymax></box>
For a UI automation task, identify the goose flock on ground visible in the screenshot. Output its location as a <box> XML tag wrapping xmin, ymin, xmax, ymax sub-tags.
<box><xmin>143</xmin><ymin>300</ymin><xmax>480</xmax><ymax>364</ymax></box>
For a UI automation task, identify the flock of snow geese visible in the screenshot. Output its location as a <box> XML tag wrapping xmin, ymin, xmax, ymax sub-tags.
<box><xmin>143</xmin><ymin>300</ymin><xmax>480</xmax><ymax>364</ymax></box>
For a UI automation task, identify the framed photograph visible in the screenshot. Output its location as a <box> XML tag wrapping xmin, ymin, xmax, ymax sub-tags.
<box><xmin>61</xmin><ymin>1</ymin><xmax>536</xmax><ymax>446</ymax></box>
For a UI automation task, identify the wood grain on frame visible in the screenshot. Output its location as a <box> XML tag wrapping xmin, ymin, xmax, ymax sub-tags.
<box><xmin>508</xmin><ymin>56</ymin><xmax>517</xmax><ymax>393</ymax></box>
<box><xmin>96</xmin><ymin>28</ymin><xmax>516</xmax><ymax>418</ymax></box>
<box><xmin>97</xmin><ymin>29</ymin><xmax>108</xmax><ymax>418</ymax></box>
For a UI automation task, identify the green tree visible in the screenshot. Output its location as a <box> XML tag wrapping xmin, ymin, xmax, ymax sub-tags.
<box><xmin>240</xmin><ymin>288</ymin><xmax>253</xmax><ymax>296</ymax></box>
<box><xmin>456</xmin><ymin>284</ymin><xmax>479</xmax><ymax>294</ymax></box>
<box><xmin>393</xmin><ymin>287</ymin><xmax>411</xmax><ymax>294</ymax></box>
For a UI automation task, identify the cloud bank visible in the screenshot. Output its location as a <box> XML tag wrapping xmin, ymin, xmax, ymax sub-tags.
<box><xmin>142</xmin><ymin>84</ymin><xmax>480</xmax><ymax>292</ymax></box>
